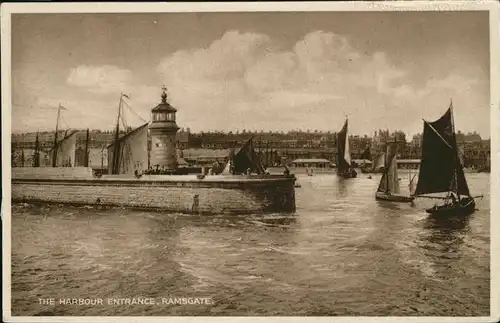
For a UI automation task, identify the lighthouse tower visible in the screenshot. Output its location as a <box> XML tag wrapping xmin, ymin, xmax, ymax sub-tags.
<box><xmin>149</xmin><ymin>86</ymin><xmax>179</xmax><ymax>171</ymax></box>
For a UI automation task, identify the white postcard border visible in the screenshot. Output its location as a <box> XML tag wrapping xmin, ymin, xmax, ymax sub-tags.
<box><xmin>1</xmin><ymin>1</ymin><xmax>499</xmax><ymax>322</ymax></box>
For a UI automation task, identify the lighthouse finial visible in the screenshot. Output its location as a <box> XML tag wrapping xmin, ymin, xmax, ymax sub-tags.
<box><xmin>161</xmin><ymin>85</ymin><xmax>168</xmax><ymax>103</ymax></box>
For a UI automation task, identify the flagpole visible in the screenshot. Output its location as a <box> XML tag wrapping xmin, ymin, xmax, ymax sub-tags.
<box><xmin>52</xmin><ymin>104</ymin><xmax>62</xmax><ymax>167</ymax></box>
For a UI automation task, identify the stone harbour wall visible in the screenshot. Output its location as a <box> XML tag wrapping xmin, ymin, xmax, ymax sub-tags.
<box><xmin>12</xmin><ymin>167</ymin><xmax>94</xmax><ymax>179</ymax></box>
<box><xmin>11</xmin><ymin>169</ymin><xmax>296</xmax><ymax>215</ymax></box>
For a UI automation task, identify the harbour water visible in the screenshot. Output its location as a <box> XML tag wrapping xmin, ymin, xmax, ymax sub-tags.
<box><xmin>11</xmin><ymin>173</ymin><xmax>490</xmax><ymax>316</ymax></box>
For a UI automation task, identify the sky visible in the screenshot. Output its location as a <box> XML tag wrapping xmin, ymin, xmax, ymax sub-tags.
<box><xmin>11</xmin><ymin>11</ymin><xmax>490</xmax><ymax>138</ymax></box>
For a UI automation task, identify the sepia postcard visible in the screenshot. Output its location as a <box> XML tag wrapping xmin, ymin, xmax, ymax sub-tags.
<box><xmin>1</xmin><ymin>1</ymin><xmax>499</xmax><ymax>322</ymax></box>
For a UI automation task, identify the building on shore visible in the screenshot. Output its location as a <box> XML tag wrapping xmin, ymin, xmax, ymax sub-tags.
<box><xmin>12</xmin><ymin>126</ymin><xmax>491</xmax><ymax>170</ymax></box>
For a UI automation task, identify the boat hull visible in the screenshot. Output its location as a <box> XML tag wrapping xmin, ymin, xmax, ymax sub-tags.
<box><xmin>425</xmin><ymin>197</ymin><xmax>476</xmax><ymax>217</ymax></box>
<box><xmin>375</xmin><ymin>191</ymin><xmax>414</xmax><ymax>203</ymax></box>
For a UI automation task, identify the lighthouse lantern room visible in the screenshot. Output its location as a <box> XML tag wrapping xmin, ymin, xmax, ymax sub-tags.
<box><xmin>148</xmin><ymin>86</ymin><xmax>180</xmax><ymax>171</ymax></box>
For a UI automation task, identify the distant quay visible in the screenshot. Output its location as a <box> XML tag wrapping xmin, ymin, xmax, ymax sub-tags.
<box><xmin>11</xmin><ymin>168</ymin><xmax>297</xmax><ymax>215</ymax></box>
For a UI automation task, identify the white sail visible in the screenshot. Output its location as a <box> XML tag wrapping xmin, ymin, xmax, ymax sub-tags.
<box><xmin>221</xmin><ymin>159</ymin><xmax>232</xmax><ymax>175</ymax></box>
<box><xmin>373</xmin><ymin>153</ymin><xmax>385</xmax><ymax>171</ymax></box>
<box><xmin>52</xmin><ymin>131</ymin><xmax>77</xmax><ymax>167</ymax></box>
<box><xmin>377</xmin><ymin>145</ymin><xmax>400</xmax><ymax>194</ymax></box>
<box><xmin>107</xmin><ymin>123</ymin><xmax>149</xmax><ymax>174</ymax></box>
<box><xmin>344</xmin><ymin>133</ymin><xmax>351</xmax><ymax>166</ymax></box>
<box><xmin>387</xmin><ymin>154</ymin><xmax>400</xmax><ymax>194</ymax></box>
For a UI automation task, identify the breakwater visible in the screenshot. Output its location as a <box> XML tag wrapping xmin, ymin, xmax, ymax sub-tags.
<box><xmin>11</xmin><ymin>168</ymin><xmax>296</xmax><ymax>215</ymax></box>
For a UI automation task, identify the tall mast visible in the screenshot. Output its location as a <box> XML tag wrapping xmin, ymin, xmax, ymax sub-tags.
<box><xmin>52</xmin><ymin>104</ymin><xmax>62</xmax><ymax>167</ymax></box>
<box><xmin>345</xmin><ymin>115</ymin><xmax>348</xmax><ymax>165</ymax></box>
<box><xmin>266</xmin><ymin>140</ymin><xmax>269</xmax><ymax>168</ymax></box>
<box><xmin>101</xmin><ymin>144</ymin><xmax>105</xmax><ymax>172</ymax></box>
<box><xmin>385</xmin><ymin>143</ymin><xmax>389</xmax><ymax>192</ymax></box>
<box><xmin>21</xmin><ymin>147</ymin><xmax>25</xmax><ymax>167</ymax></box>
<box><xmin>449</xmin><ymin>100</ymin><xmax>460</xmax><ymax>199</ymax></box>
<box><xmin>84</xmin><ymin>128</ymin><xmax>90</xmax><ymax>167</ymax></box>
<box><xmin>33</xmin><ymin>131</ymin><xmax>40</xmax><ymax>167</ymax></box>
<box><xmin>393</xmin><ymin>136</ymin><xmax>399</xmax><ymax>193</ymax></box>
<box><xmin>112</xmin><ymin>94</ymin><xmax>123</xmax><ymax>174</ymax></box>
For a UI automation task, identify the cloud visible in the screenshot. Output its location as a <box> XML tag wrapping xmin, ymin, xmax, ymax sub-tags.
<box><xmin>159</xmin><ymin>31</ymin><xmax>271</xmax><ymax>82</ymax></box>
<box><xmin>67</xmin><ymin>65</ymin><xmax>133</xmax><ymax>94</ymax></box>
<box><xmin>153</xmin><ymin>29</ymin><xmax>488</xmax><ymax>137</ymax></box>
<box><xmin>155</xmin><ymin>30</ymin><xmax>421</xmax><ymax>133</ymax></box>
<box><xmin>19</xmin><ymin>29</ymin><xmax>486</xmax><ymax>138</ymax></box>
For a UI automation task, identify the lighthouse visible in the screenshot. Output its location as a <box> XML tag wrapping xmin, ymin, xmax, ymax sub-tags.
<box><xmin>149</xmin><ymin>86</ymin><xmax>179</xmax><ymax>172</ymax></box>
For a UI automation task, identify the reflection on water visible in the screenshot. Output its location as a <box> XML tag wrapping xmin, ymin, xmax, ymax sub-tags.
<box><xmin>11</xmin><ymin>173</ymin><xmax>490</xmax><ymax>316</ymax></box>
<box><xmin>424</xmin><ymin>213</ymin><xmax>471</xmax><ymax>233</ymax></box>
<box><xmin>335</xmin><ymin>178</ymin><xmax>349</xmax><ymax>198</ymax></box>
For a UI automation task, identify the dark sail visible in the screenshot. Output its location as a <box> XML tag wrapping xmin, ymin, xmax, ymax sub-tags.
<box><xmin>336</xmin><ymin>120</ymin><xmax>351</xmax><ymax>172</ymax></box>
<box><xmin>414</xmin><ymin>107</ymin><xmax>470</xmax><ymax>197</ymax></box>
<box><xmin>232</xmin><ymin>136</ymin><xmax>265</xmax><ymax>175</ymax></box>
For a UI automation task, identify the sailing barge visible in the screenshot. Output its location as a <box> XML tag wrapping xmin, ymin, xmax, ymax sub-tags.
<box><xmin>375</xmin><ymin>142</ymin><xmax>414</xmax><ymax>203</ymax></box>
<box><xmin>336</xmin><ymin>118</ymin><xmax>357</xmax><ymax>179</ymax></box>
<box><xmin>413</xmin><ymin>104</ymin><xmax>479</xmax><ymax>216</ymax></box>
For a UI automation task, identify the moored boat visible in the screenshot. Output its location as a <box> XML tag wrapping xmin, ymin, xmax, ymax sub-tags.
<box><xmin>374</xmin><ymin>142</ymin><xmax>414</xmax><ymax>203</ymax></box>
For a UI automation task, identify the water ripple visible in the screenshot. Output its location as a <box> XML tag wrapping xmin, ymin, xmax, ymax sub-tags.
<box><xmin>11</xmin><ymin>173</ymin><xmax>490</xmax><ymax>316</ymax></box>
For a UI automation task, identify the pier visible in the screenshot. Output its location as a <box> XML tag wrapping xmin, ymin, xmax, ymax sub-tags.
<box><xmin>12</xmin><ymin>167</ymin><xmax>296</xmax><ymax>215</ymax></box>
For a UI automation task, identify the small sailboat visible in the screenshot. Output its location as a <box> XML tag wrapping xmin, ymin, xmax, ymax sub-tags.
<box><xmin>375</xmin><ymin>142</ymin><xmax>414</xmax><ymax>203</ymax></box>
<box><xmin>336</xmin><ymin>117</ymin><xmax>357</xmax><ymax>178</ymax></box>
<box><xmin>413</xmin><ymin>102</ymin><xmax>481</xmax><ymax>216</ymax></box>
<box><xmin>221</xmin><ymin>137</ymin><xmax>265</xmax><ymax>175</ymax></box>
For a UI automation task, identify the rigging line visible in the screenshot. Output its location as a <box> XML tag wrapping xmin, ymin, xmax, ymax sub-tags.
<box><xmin>60</xmin><ymin>115</ymin><xmax>71</xmax><ymax>131</ymax></box>
<box><xmin>423</xmin><ymin>119</ymin><xmax>452</xmax><ymax>149</ymax></box>
<box><xmin>120</xmin><ymin>116</ymin><xmax>129</xmax><ymax>133</ymax></box>
<box><xmin>122</xmin><ymin>100</ymin><xmax>147</xmax><ymax>123</ymax></box>
<box><xmin>119</xmin><ymin>110</ymin><xmax>129</xmax><ymax>132</ymax></box>
<box><xmin>449</xmin><ymin>103</ymin><xmax>461</xmax><ymax>197</ymax></box>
